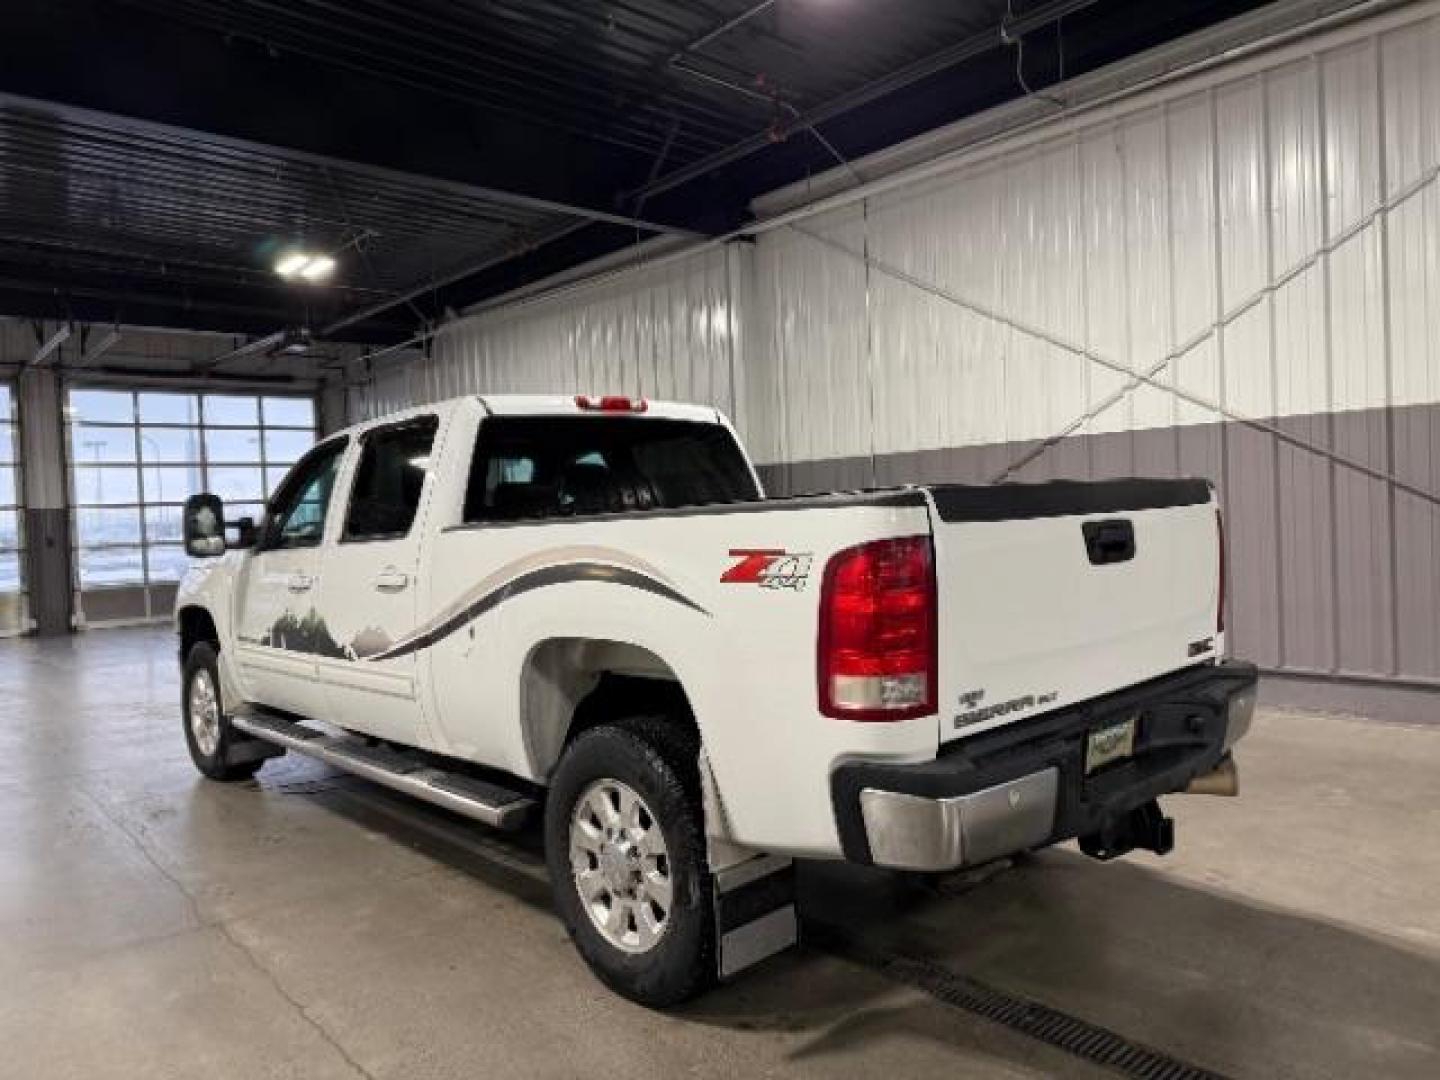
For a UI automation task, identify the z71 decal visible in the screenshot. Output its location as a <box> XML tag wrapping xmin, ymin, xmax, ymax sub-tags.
<box><xmin>721</xmin><ymin>549</ymin><xmax>814</xmax><ymax>591</ymax></box>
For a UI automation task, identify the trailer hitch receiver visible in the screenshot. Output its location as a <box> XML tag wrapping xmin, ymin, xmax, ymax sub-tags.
<box><xmin>1078</xmin><ymin>799</ymin><xmax>1174</xmax><ymax>861</ymax></box>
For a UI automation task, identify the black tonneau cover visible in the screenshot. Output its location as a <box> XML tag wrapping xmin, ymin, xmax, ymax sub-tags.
<box><xmin>927</xmin><ymin>478</ymin><xmax>1212</xmax><ymax>523</ymax></box>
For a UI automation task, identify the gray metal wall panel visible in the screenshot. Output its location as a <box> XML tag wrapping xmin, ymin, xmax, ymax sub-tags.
<box><xmin>1393</xmin><ymin>403</ymin><xmax>1440</xmax><ymax>679</ymax></box>
<box><xmin>761</xmin><ymin>404</ymin><xmax>1440</xmax><ymax>686</ymax></box>
<box><xmin>1275</xmin><ymin>413</ymin><xmax>1338</xmax><ymax>673</ymax></box>
<box><xmin>1331</xmin><ymin>406</ymin><xmax>1395</xmax><ymax>676</ymax></box>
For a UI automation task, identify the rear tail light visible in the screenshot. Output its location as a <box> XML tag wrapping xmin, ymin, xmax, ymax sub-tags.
<box><xmin>1216</xmin><ymin>508</ymin><xmax>1226</xmax><ymax>634</ymax></box>
<box><xmin>817</xmin><ymin>536</ymin><xmax>937</xmax><ymax>722</ymax></box>
<box><xmin>575</xmin><ymin>394</ymin><xmax>648</xmax><ymax>413</ymax></box>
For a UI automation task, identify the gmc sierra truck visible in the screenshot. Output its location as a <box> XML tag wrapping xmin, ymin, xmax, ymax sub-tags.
<box><xmin>175</xmin><ymin>393</ymin><xmax>1256</xmax><ymax>1006</ymax></box>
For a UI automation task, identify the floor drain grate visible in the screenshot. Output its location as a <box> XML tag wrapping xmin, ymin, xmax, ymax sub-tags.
<box><xmin>809</xmin><ymin>922</ymin><xmax>1229</xmax><ymax>1080</ymax></box>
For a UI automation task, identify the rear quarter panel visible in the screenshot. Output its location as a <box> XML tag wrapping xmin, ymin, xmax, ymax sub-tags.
<box><xmin>421</xmin><ymin>496</ymin><xmax>938</xmax><ymax>857</ymax></box>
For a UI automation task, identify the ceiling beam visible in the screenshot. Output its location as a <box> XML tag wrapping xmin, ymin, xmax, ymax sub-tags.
<box><xmin>0</xmin><ymin>90</ymin><xmax>697</xmax><ymax>239</ymax></box>
<box><xmin>75</xmin><ymin>325</ymin><xmax>121</xmax><ymax>367</ymax></box>
<box><xmin>30</xmin><ymin>321</ymin><xmax>71</xmax><ymax>367</ymax></box>
<box><xmin>0</xmin><ymin>0</ymin><xmax>668</xmax><ymax>217</ymax></box>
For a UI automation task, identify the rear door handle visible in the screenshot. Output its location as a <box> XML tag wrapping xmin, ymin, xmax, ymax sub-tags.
<box><xmin>286</xmin><ymin>572</ymin><xmax>315</xmax><ymax>593</ymax></box>
<box><xmin>372</xmin><ymin>567</ymin><xmax>410</xmax><ymax>593</ymax></box>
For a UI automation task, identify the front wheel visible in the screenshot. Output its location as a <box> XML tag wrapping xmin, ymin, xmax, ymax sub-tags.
<box><xmin>181</xmin><ymin>641</ymin><xmax>266</xmax><ymax>781</ymax></box>
<box><xmin>544</xmin><ymin>717</ymin><xmax>715</xmax><ymax>1007</ymax></box>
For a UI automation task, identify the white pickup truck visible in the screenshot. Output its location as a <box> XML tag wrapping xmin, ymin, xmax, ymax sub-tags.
<box><xmin>176</xmin><ymin>393</ymin><xmax>1256</xmax><ymax>1005</ymax></box>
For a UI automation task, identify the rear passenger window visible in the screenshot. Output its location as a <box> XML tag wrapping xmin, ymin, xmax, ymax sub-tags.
<box><xmin>463</xmin><ymin>417</ymin><xmax>758</xmax><ymax>523</ymax></box>
<box><xmin>343</xmin><ymin>417</ymin><xmax>438</xmax><ymax>540</ymax></box>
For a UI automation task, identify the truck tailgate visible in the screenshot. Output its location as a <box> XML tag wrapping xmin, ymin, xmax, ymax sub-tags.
<box><xmin>928</xmin><ymin>479</ymin><xmax>1221</xmax><ymax>744</ymax></box>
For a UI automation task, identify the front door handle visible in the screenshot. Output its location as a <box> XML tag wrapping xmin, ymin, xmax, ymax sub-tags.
<box><xmin>372</xmin><ymin>567</ymin><xmax>410</xmax><ymax>593</ymax></box>
<box><xmin>286</xmin><ymin>572</ymin><xmax>315</xmax><ymax>593</ymax></box>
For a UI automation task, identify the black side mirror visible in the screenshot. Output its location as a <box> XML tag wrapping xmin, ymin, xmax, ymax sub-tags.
<box><xmin>183</xmin><ymin>493</ymin><xmax>226</xmax><ymax>558</ymax></box>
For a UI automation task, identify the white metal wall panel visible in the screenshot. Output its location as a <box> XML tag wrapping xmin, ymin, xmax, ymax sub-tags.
<box><xmin>348</xmin><ymin>4</ymin><xmax>1440</xmax><ymax>691</ymax></box>
<box><xmin>366</xmin><ymin>247</ymin><xmax>741</xmax><ymax>434</ymax></box>
<box><xmin>749</xmin><ymin>206</ymin><xmax>870</xmax><ymax>469</ymax></box>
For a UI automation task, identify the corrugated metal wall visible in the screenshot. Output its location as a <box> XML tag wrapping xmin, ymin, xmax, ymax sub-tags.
<box><xmin>362</xmin><ymin>246</ymin><xmax>745</xmax><ymax>430</ymax></box>
<box><xmin>354</xmin><ymin>4</ymin><xmax>1440</xmax><ymax>696</ymax></box>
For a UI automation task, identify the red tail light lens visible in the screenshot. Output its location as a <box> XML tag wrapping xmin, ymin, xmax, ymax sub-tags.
<box><xmin>1216</xmin><ymin>508</ymin><xmax>1226</xmax><ymax>634</ymax></box>
<box><xmin>818</xmin><ymin>536</ymin><xmax>937</xmax><ymax>722</ymax></box>
<box><xmin>575</xmin><ymin>394</ymin><xmax>648</xmax><ymax>413</ymax></box>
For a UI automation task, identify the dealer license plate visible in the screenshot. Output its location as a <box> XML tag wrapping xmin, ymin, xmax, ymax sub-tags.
<box><xmin>1086</xmin><ymin>715</ymin><xmax>1137</xmax><ymax>774</ymax></box>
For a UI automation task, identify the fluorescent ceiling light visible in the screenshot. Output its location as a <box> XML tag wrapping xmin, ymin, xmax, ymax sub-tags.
<box><xmin>274</xmin><ymin>252</ymin><xmax>311</xmax><ymax>278</ymax></box>
<box><xmin>275</xmin><ymin>251</ymin><xmax>336</xmax><ymax>282</ymax></box>
<box><xmin>298</xmin><ymin>254</ymin><xmax>336</xmax><ymax>282</ymax></box>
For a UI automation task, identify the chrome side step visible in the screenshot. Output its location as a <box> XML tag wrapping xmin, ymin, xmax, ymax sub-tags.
<box><xmin>233</xmin><ymin>711</ymin><xmax>535</xmax><ymax>830</ymax></box>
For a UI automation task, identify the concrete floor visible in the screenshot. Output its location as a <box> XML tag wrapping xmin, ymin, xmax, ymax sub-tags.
<box><xmin>2</xmin><ymin>627</ymin><xmax>1438</xmax><ymax>1079</ymax></box>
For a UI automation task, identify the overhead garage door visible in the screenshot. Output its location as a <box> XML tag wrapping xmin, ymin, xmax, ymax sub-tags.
<box><xmin>66</xmin><ymin>387</ymin><xmax>315</xmax><ymax>626</ymax></box>
<box><xmin>0</xmin><ymin>384</ymin><xmax>26</xmax><ymax>636</ymax></box>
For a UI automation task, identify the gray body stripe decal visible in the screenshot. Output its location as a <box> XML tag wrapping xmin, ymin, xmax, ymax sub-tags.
<box><xmin>369</xmin><ymin>562</ymin><xmax>709</xmax><ymax>660</ymax></box>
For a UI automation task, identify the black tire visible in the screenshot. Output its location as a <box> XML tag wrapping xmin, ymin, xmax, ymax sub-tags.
<box><xmin>181</xmin><ymin>641</ymin><xmax>266</xmax><ymax>782</ymax></box>
<box><xmin>544</xmin><ymin>716</ymin><xmax>716</xmax><ymax>1007</ymax></box>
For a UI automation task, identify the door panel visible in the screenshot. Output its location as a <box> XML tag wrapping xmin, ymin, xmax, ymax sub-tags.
<box><xmin>231</xmin><ymin>438</ymin><xmax>347</xmax><ymax>718</ymax></box>
<box><xmin>314</xmin><ymin>415</ymin><xmax>439</xmax><ymax>744</ymax></box>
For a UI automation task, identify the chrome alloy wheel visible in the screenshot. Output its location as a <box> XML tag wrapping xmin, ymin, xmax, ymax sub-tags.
<box><xmin>188</xmin><ymin>668</ymin><xmax>222</xmax><ymax>758</ymax></box>
<box><xmin>569</xmin><ymin>778</ymin><xmax>673</xmax><ymax>954</ymax></box>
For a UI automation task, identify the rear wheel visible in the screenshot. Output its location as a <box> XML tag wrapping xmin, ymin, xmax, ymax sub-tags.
<box><xmin>181</xmin><ymin>641</ymin><xmax>266</xmax><ymax>781</ymax></box>
<box><xmin>544</xmin><ymin>716</ymin><xmax>715</xmax><ymax>1007</ymax></box>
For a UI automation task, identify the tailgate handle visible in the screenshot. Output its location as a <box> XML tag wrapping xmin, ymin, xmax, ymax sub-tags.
<box><xmin>1083</xmin><ymin>519</ymin><xmax>1135</xmax><ymax>565</ymax></box>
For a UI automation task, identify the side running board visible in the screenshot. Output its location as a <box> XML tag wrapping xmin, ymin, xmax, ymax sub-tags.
<box><xmin>232</xmin><ymin>711</ymin><xmax>535</xmax><ymax>830</ymax></box>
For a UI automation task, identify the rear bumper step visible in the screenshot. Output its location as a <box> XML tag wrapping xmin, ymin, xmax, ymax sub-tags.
<box><xmin>232</xmin><ymin>711</ymin><xmax>535</xmax><ymax>830</ymax></box>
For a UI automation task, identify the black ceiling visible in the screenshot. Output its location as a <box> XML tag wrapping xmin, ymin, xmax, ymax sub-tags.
<box><xmin>0</xmin><ymin>0</ymin><xmax>1274</xmax><ymax>347</ymax></box>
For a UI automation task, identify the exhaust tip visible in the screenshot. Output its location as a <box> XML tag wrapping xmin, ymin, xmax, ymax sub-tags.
<box><xmin>1183</xmin><ymin>754</ymin><xmax>1238</xmax><ymax>796</ymax></box>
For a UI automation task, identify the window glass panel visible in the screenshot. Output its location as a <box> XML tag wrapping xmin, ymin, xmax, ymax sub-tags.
<box><xmin>345</xmin><ymin>419</ymin><xmax>437</xmax><ymax>539</ymax></box>
<box><xmin>145</xmin><ymin>545</ymin><xmax>192</xmax><ymax>581</ymax></box>
<box><xmin>140</xmin><ymin>427</ymin><xmax>201</xmax><ymax>463</ymax></box>
<box><xmin>208</xmin><ymin>466</ymin><xmax>265</xmax><ymax>503</ymax></box>
<box><xmin>205</xmin><ymin>428</ymin><xmax>263</xmax><ymax>464</ymax></box>
<box><xmin>262</xmin><ymin>397</ymin><xmax>315</xmax><ymax>428</ymax></box>
<box><xmin>69</xmin><ymin>389</ymin><xmax>133</xmax><ymax>424</ymax></box>
<box><xmin>0</xmin><ymin>422</ymin><xmax>15</xmax><ymax>463</ymax></box>
<box><xmin>0</xmin><ymin>469</ymin><xmax>15</xmax><ymax>508</ymax></box>
<box><xmin>203</xmin><ymin>394</ymin><xmax>259</xmax><ymax>426</ymax></box>
<box><xmin>73</xmin><ymin>466</ymin><xmax>139</xmax><ymax>505</ymax></box>
<box><xmin>70</xmin><ymin>424</ymin><xmax>137</xmax><ymax>464</ymax></box>
<box><xmin>0</xmin><ymin>385</ymin><xmax>11</xmax><ymax>420</ymax></box>
<box><xmin>267</xmin><ymin>442</ymin><xmax>344</xmax><ymax>549</ymax></box>
<box><xmin>138</xmin><ymin>392</ymin><xmax>200</xmax><ymax>424</ymax></box>
<box><xmin>76</xmin><ymin>506</ymin><xmax>142</xmax><ymax>547</ymax></box>
<box><xmin>263</xmin><ymin>428</ymin><xmax>313</xmax><ymax>464</ymax></box>
<box><xmin>266</xmin><ymin>466</ymin><xmax>292</xmax><ymax>496</ymax></box>
<box><xmin>78</xmin><ymin>546</ymin><xmax>145</xmax><ymax>586</ymax></box>
<box><xmin>0</xmin><ymin>551</ymin><xmax>20</xmax><ymax>592</ymax></box>
<box><xmin>142</xmin><ymin>465</ymin><xmax>203</xmax><ymax>504</ymax></box>
<box><xmin>464</xmin><ymin>418</ymin><xmax>758</xmax><ymax>522</ymax></box>
<box><xmin>143</xmin><ymin>504</ymin><xmax>183</xmax><ymax>543</ymax></box>
<box><xmin>0</xmin><ymin>509</ymin><xmax>18</xmax><ymax>549</ymax></box>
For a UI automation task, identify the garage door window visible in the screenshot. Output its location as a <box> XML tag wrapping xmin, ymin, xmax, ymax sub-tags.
<box><xmin>67</xmin><ymin>388</ymin><xmax>315</xmax><ymax>614</ymax></box>
<box><xmin>0</xmin><ymin>385</ymin><xmax>24</xmax><ymax>635</ymax></box>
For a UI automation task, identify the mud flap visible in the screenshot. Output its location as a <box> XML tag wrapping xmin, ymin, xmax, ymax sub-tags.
<box><xmin>710</xmin><ymin>845</ymin><xmax>797</xmax><ymax>979</ymax></box>
<box><xmin>699</xmin><ymin>749</ymin><xmax>797</xmax><ymax>978</ymax></box>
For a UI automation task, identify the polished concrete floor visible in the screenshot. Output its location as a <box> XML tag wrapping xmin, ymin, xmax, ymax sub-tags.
<box><xmin>2</xmin><ymin>626</ymin><xmax>1438</xmax><ymax>1079</ymax></box>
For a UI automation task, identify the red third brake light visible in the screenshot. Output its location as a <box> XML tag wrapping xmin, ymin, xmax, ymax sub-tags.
<box><xmin>818</xmin><ymin>536</ymin><xmax>937</xmax><ymax>722</ymax></box>
<box><xmin>575</xmin><ymin>395</ymin><xmax>648</xmax><ymax>413</ymax></box>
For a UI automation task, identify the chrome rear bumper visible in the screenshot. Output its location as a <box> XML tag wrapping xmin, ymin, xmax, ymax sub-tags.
<box><xmin>834</xmin><ymin>661</ymin><xmax>1258</xmax><ymax>872</ymax></box>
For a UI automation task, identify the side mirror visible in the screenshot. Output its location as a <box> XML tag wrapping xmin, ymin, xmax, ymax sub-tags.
<box><xmin>183</xmin><ymin>493</ymin><xmax>226</xmax><ymax>558</ymax></box>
